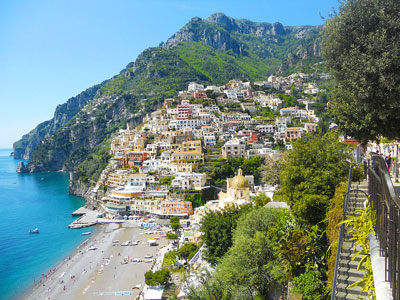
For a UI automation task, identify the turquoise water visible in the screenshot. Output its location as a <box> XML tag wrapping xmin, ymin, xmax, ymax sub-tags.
<box><xmin>0</xmin><ymin>149</ymin><xmax>93</xmax><ymax>300</ymax></box>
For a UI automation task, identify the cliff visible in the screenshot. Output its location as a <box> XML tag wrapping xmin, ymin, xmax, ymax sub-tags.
<box><xmin>13</xmin><ymin>84</ymin><xmax>102</xmax><ymax>159</ymax></box>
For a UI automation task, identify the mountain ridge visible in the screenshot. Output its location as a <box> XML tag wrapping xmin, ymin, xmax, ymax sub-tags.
<box><xmin>13</xmin><ymin>13</ymin><xmax>324</xmax><ymax>177</ymax></box>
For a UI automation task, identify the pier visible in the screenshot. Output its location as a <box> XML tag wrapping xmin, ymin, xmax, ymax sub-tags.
<box><xmin>69</xmin><ymin>207</ymin><xmax>125</xmax><ymax>228</ymax></box>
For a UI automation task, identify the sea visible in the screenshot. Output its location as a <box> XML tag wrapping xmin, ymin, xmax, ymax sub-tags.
<box><xmin>0</xmin><ymin>149</ymin><xmax>94</xmax><ymax>300</ymax></box>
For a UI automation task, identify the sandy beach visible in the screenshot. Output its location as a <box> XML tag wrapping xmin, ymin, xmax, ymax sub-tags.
<box><xmin>24</xmin><ymin>222</ymin><xmax>168</xmax><ymax>300</ymax></box>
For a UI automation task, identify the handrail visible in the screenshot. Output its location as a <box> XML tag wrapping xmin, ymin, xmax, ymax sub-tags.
<box><xmin>331</xmin><ymin>166</ymin><xmax>352</xmax><ymax>300</ymax></box>
<box><xmin>368</xmin><ymin>153</ymin><xmax>400</xmax><ymax>299</ymax></box>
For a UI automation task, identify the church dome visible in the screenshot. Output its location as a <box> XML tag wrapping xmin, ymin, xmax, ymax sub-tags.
<box><xmin>231</xmin><ymin>168</ymin><xmax>249</xmax><ymax>189</ymax></box>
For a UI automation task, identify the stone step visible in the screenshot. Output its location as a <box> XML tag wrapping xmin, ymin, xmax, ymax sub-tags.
<box><xmin>337</xmin><ymin>275</ymin><xmax>362</xmax><ymax>286</ymax></box>
<box><xmin>338</xmin><ymin>268</ymin><xmax>365</xmax><ymax>279</ymax></box>
<box><xmin>335</xmin><ymin>291</ymin><xmax>366</xmax><ymax>300</ymax></box>
<box><xmin>340</xmin><ymin>253</ymin><xmax>361</xmax><ymax>262</ymax></box>
<box><xmin>339</xmin><ymin>259</ymin><xmax>364</xmax><ymax>270</ymax></box>
<box><xmin>336</xmin><ymin>282</ymin><xmax>368</xmax><ymax>296</ymax></box>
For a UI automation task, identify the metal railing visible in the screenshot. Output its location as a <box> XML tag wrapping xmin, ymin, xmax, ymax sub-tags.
<box><xmin>331</xmin><ymin>167</ymin><xmax>352</xmax><ymax>300</ymax></box>
<box><xmin>368</xmin><ymin>154</ymin><xmax>400</xmax><ymax>300</ymax></box>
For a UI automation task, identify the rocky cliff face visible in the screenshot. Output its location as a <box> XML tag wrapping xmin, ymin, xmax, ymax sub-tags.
<box><xmin>13</xmin><ymin>84</ymin><xmax>102</xmax><ymax>159</ymax></box>
<box><xmin>164</xmin><ymin>13</ymin><xmax>321</xmax><ymax>55</ymax></box>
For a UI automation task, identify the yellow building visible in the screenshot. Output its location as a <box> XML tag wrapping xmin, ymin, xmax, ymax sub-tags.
<box><xmin>171</xmin><ymin>151</ymin><xmax>204</xmax><ymax>164</ymax></box>
<box><xmin>178</xmin><ymin>140</ymin><xmax>202</xmax><ymax>152</ymax></box>
<box><xmin>134</xmin><ymin>137</ymin><xmax>147</xmax><ymax>151</ymax></box>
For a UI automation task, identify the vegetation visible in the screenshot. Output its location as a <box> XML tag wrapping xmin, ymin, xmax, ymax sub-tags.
<box><xmin>252</xmin><ymin>193</ymin><xmax>271</xmax><ymax>207</ymax></box>
<box><xmin>201</xmin><ymin>205</ymin><xmax>251</xmax><ymax>265</ymax></box>
<box><xmin>278</xmin><ymin>131</ymin><xmax>351</xmax><ymax>227</ymax></box>
<box><xmin>166</xmin><ymin>233</ymin><xmax>178</xmax><ymax>240</ymax></box>
<box><xmin>177</xmin><ymin>243</ymin><xmax>199</xmax><ymax>264</ymax></box>
<box><xmin>209</xmin><ymin>156</ymin><xmax>265</xmax><ymax>185</ymax></box>
<box><xmin>170</xmin><ymin>216</ymin><xmax>181</xmax><ymax>232</ymax></box>
<box><xmin>144</xmin><ymin>269</ymin><xmax>171</xmax><ymax>286</ymax></box>
<box><xmin>200</xmin><ymin>207</ymin><xmax>291</xmax><ymax>299</ymax></box>
<box><xmin>160</xmin><ymin>176</ymin><xmax>174</xmax><ymax>185</ymax></box>
<box><xmin>76</xmin><ymin>147</ymin><xmax>111</xmax><ymax>183</ymax></box>
<box><xmin>322</xmin><ymin>0</ymin><xmax>400</xmax><ymax>141</ymax></box>
<box><xmin>162</xmin><ymin>250</ymin><xmax>177</xmax><ymax>267</ymax></box>
<box><xmin>292</xmin><ymin>268</ymin><xmax>327</xmax><ymax>300</ymax></box>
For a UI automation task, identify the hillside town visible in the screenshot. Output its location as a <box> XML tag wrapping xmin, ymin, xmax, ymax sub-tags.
<box><xmin>87</xmin><ymin>73</ymin><xmax>324</xmax><ymax>220</ymax></box>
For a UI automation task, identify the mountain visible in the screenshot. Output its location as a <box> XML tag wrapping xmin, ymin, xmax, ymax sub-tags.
<box><xmin>14</xmin><ymin>13</ymin><xmax>323</xmax><ymax>177</ymax></box>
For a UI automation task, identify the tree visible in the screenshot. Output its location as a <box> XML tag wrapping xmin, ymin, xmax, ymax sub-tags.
<box><xmin>322</xmin><ymin>0</ymin><xmax>400</xmax><ymax>141</ymax></box>
<box><xmin>177</xmin><ymin>242</ymin><xmax>199</xmax><ymax>264</ymax></box>
<box><xmin>167</xmin><ymin>232</ymin><xmax>178</xmax><ymax>240</ymax></box>
<box><xmin>170</xmin><ymin>216</ymin><xmax>181</xmax><ymax>232</ymax></box>
<box><xmin>160</xmin><ymin>176</ymin><xmax>174</xmax><ymax>185</ymax></box>
<box><xmin>292</xmin><ymin>268</ymin><xmax>327</xmax><ymax>300</ymax></box>
<box><xmin>213</xmin><ymin>207</ymin><xmax>289</xmax><ymax>299</ymax></box>
<box><xmin>252</xmin><ymin>193</ymin><xmax>271</xmax><ymax>207</ymax></box>
<box><xmin>201</xmin><ymin>205</ymin><xmax>251</xmax><ymax>264</ymax></box>
<box><xmin>279</xmin><ymin>131</ymin><xmax>351</xmax><ymax>226</ymax></box>
<box><xmin>144</xmin><ymin>269</ymin><xmax>171</xmax><ymax>286</ymax></box>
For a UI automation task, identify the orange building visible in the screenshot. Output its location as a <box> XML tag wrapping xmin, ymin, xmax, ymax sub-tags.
<box><xmin>159</xmin><ymin>200</ymin><xmax>193</xmax><ymax>217</ymax></box>
<box><xmin>123</xmin><ymin>151</ymin><xmax>149</xmax><ymax>168</ymax></box>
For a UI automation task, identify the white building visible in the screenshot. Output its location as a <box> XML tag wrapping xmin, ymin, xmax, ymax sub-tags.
<box><xmin>169</xmin><ymin>119</ymin><xmax>201</xmax><ymax>130</ymax></box>
<box><xmin>256</xmin><ymin>124</ymin><xmax>276</xmax><ymax>135</ymax></box>
<box><xmin>188</xmin><ymin>82</ymin><xmax>204</xmax><ymax>93</ymax></box>
<box><xmin>171</xmin><ymin>172</ymin><xmax>207</xmax><ymax>190</ymax></box>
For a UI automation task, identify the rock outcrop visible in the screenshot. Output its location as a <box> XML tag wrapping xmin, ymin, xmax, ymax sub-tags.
<box><xmin>13</xmin><ymin>84</ymin><xmax>102</xmax><ymax>160</ymax></box>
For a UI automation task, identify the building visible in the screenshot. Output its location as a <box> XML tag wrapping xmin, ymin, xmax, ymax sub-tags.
<box><xmin>203</xmin><ymin>133</ymin><xmax>216</xmax><ymax>146</ymax></box>
<box><xmin>256</xmin><ymin>124</ymin><xmax>276</xmax><ymax>135</ymax></box>
<box><xmin>169</xmin><ymin>119</ymin><xmax>201</xmax><ymax>130</ymax></box>
<box><xmin>217</xmin><ymin>169</ymin><xmax>250</xmax><ymax>209</ymax></box>
<box><xmin>275</xmin><ymin>117</ymin><xmax>288</xmax><ymax>133</ymax></box>
<box><xmin>221</xmin><ymin>139</ymin><xmax>246</xmax><ymax>159</ymax></box>
<box><xmin>106</xmin><ymin>170</ymin><xmax>129</xmax><ymax>187</ymax></box>
<box><xmin>285</xmin><ymin>127</ymin><xmax>302</xmax><ymax>141</ymax></box>
<box><xmin>177</xmin><ymin>105</ymin><xmax>193</xmax><ymax>120</ymax></box>
<box><xmin>171</xmin><ymin>172</ymin><xmax>207</xmax><ymax>190</ymax></box>
<box><xmin>304</xmin><ymin>123</ymin><xmax>318</xmax><ymax>133</ymax></box>
<box><xmin>171</xmin><ymin>151</ymin><xmax>204</xmax><ymax>164</ymax></box>
<box><xmin>178</xmin><ymin>140</ymin><xmax>202</xmax><ymax>153</ymax></box>
<box><xmin>122</xmin><ymin>151</ymin><xmax>149</xmax><ymax>168</ymax></box>
<box><xmin>188</xmin><ymin>82</ymin><xmax>204</xmax><ymax>93</ymax></box>
<box><xmin>157</xmin><ymin>200</ymin><xmax>194</xmax><ymax>218</ymax></box>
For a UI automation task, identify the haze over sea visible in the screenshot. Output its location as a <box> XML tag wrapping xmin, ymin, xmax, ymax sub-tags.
<box><xmin>0</xmin><ymin>149</ymin><xmax>93</xmax><ymax>300</ymax></box>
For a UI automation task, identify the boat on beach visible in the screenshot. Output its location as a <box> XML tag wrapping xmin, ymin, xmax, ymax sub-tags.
<box><xmin>29</xmin><ymin>228</ymin><xmax>39</xmax><ymax>234</ymax></box>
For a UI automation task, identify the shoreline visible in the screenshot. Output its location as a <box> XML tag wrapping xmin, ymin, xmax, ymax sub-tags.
<box><xmin>16</xmin><ymin>225</ymin><xmax>104</xmax><ymax>300</ymax></box>
<box><xmin>21</xmin><ymin>221</ymin><xmax>169</xmax><ymax>300</ymax></box>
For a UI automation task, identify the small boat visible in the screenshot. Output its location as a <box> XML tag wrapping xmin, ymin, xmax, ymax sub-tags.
<box><xmin>88</xmin><ymin>246</ymin><xmax>97</xmax><ymax>250</ymax></box>
<box><xmin>121</xmin><ymin>241</ymin><xmax>130</xmax><ymax>246</ymax></box>
<box><xmin>29</xmin><ymin>228</ymin><xmax>39</xmax><ymax>234</ymax></box>
<box><xmin>131</xmin><ymin>258</ymin><xmax>142</xmax><ymax>263</ymax></box>
<box><xmin>144</xmin><ymin>254</ymin><xmax>153</xmax><ymax>259</ymax></box>
<box><xmin>144</xmin><ymin>259</ymin><xmax>154</xmax><ymax>263</ymax></box>
<box><xmin>81</xmin><ymin>232</ymin><xmax>91</xmax><ymax>235</ymax></box>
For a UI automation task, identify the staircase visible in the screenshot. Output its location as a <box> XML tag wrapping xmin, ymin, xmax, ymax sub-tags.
<box><xmin>334</xmin><ymin>181</ymin><xmax>369</xmax><ymax>300</ymax></box>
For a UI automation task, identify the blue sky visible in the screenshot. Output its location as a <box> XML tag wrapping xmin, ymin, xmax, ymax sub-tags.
<box><xmin>0</xmin><ymin>0</ymin><xmax>338</xmax><ymax>148</ymax></box>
